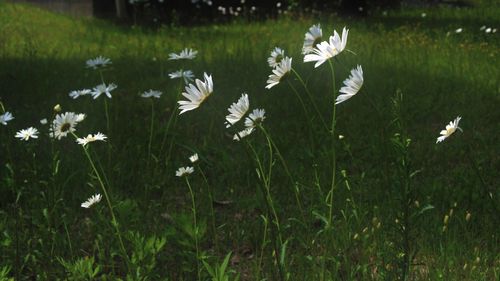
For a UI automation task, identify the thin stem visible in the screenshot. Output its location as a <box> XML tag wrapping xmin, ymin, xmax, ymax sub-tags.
<box><xmin>159</xmin><ymin>80</ymin><xmax>183</xmax><ymax>164</ymax></box>
<box><xmin>75</xmin><ymin>133</ymin><xmax>130</xmax><ymax>271</ymax></box>
<box><xmin>292</xmin><ymin>68</ymin><xmax>329</xmax><ymax>131</ymax></box>
<box><xmin>147</xmin><ymin>100</ymin><xmax>155</xmax><ymax>167</ymax></box>
<box><xmin>196</xmin><ymin>163</ymin><xmax>219</xmax><ymax>253</ymax></box>
<box><xmin>185</xmin><ymin>176</ymin><xmax>201</xmax><ymax>281</ymax></box>
<box><xmin>286</xmin><ymin>80</ymin><xmax>316</xmax><ymax>153</ymax></box>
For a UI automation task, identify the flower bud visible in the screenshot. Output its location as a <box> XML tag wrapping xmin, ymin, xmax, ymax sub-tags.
<box><xmin>53</xmin><ymin>104</ymin><xmax>62</xmax><ymax>112</ymax></box>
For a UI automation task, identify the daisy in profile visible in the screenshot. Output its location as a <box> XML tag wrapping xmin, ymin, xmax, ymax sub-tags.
<box><xmin>168</xmin><ymin>48</ymin><xmax>198</xmax><ymax>60</ymax></box>
<box><xmin>266</xmin><ymin>57</ymin><xmax>292</xmax><ymax>89</ymax></box>
<box><xmin>69</xmin><ymin>89</ymin><xmax>91</xmax><ymax>99</ymax></box>
<box><xmin>244</xmin><ymin>108</ymin><xmax>266</xmax><ymax>128</ymax></box>
<box><xmin>436</xmin><ymin>116</ymin><xmax>462</xmax><ymax>143</ymax></box>
<box><xmin>267</xmin><ymin>47</ymin><xmax>285</xmax><ymax>68</ymax></box>
<box><xmin>304</xmin><ymin>27</ymin><xmax>349</xmax><ymax>68</ymax></box>
<box><xmin>302</xmin><ymin>24</ymin><xmax>323</xmax><ymax>54</ymax></box>
<box><xmin>76</xmin><ymin>132</ymin><xmax>107</xmax><ymax>146</ymax></box>
<box><xmin>233</xmin><ymin>127</ymin><xmax>254</xmax><ymax>141</ymax></box>
<box><xmin>178</xmin><ymin>72</ymin><xmax>213</xmax><ymax>115</ymax></box>
<box><xmin>169</xmin><ymin>70</ymin><xmax>195</xmax><ymax>83</ymax></box>
<box><xmin>81</xmin><ymin>194</ymin><xmax>102</xmax><ymax>208</ymax></box>
<box><xmin>91</xmin><ymin>83</ymin><xmax>117</xmax><ymax>99</ymax></box>
<box><xmin>141</xmin><ymin>90</ymin><xmax>163</xmax><ymax>99</ymax></box>
<box><xmin>225</xmin><ymin>93</ymin><xmax>249</xmax><ymax>128</ymax></box>
<box><xmin>335</xmin><ymin>65</ymin><xmax>364</xmax><ymax>105</ymax></box>
<box><xmin>86</xmin><ymin>56</ymin><xmax>111</xmax><ymax>69</ymax></box>
<box><xmin>50</xmin><ymin>112</ymin><xmax>86</xmax><ymax>140</ymax></box>
<box><xmin>0</xmin><ymin>111</ymin><xmax>14</xmax><ymax>125</ymax></box>
<box><xmin>175</xmin><ymin>166</ymin><xmax>194</xmax><ymax>177</ymax></box>
<box><xmin>15</xmin><ymin>127</ymin><xmax>39</xmax><ymax>141</ymax></box>
<box><xmin>189</xmin><ymin>153</ymin><xmax>199</xmax><ymax>163</ymax></box>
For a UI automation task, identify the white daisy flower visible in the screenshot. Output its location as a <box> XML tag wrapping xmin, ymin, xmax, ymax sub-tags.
<box><xmin>436</xmin><ymin>116</ymin><xmax>462</xmax><ymax>143</ymax></box>
<box><xmin>244</xmin><ymin>108</ymin><xmax>266</xmax><ymax>128</ymax></box>
<box><xmin>302</xmin><ymin>24</ymin><xmax>323</xmax><ymax>54</ymax></box>
<box><xmin>267</xmin><ymin>47</ymin><xmax>285</xmax><ymax>68</ymax></box>
<box><xmin>86</xmin><ymin>56</ymin><xmax>111</xmax><ymax>69</ymax></box>
<box><xmin>225</xmin><ymin>93</ymin><xmax>250</xmax><ymax>128</ymax></box>
<box><xmin>175</xmin><ymin>166</ymin><xmax>194</xmax><ymax>177</ymax></box>
<box><xmin>91</xmin><ymin>83</ymin><xmax>117</xmax><ymax>99</ymax></box>
<box><xmin>169</xmin><ymin>70</ymin><xmax>195</xmax><ymax>83</ymax></box>
<box><xmin>189</xmin><ymin>153</ymin><xmax>199</xmax><ymax>163</ymax></box>
<box><xmin>15</xmin><ymin>127</ymin><xmax>39</xmax><ymax>141</ymax></box>
<box><xmin>335</xmin><ymin>65</ymin><xmax>364</xmax><ymax>105</ymax></box>
<box><xmin>81</xmin><ymin>194</ymin><xmax>102</xmax><ymax>208</ymax></box>
<box><xmin>69</xmin><ymin>89</ymin><xmax>91</xmax><ymax>99</ymax></box>
<box><xmin>141</xmin><ymin>90</ymin><xmax>163</xmax><ymax>99</ymax></box>
<box><xmin>455</xmin><ymin>28</ymin><xmax>463</xmax><ymax>33</ymax></box>
<box><xmin>266</xmin><ymin>57</ymin><xmax>292</xmax><ymax>89</ymax></box>
<box><xmin>0</xmin><ymin>111</ymin><xmax>14</xmax><ymax>125</ymax></box>
<box><xmin>50</xmin><ymin>112</ymin><xmax>86</xmax><ymax>140</ymax></box>
<box><xmin>304</xmin><ymin>27</ymin><xmax>349</xmax><ymax>68</ymax></box>
<box><xmin>178</xmin><ymin>72</ymin><xmax>213</xmax><ymax>115</ymax></box>
<box><xmin>76</xmin><ymin>132</ymin><xmax>107</xmax><ymax>146</ymax></box>
<box><xmin>233</xmin><ymin>127</ymin><xmax>254</xmax><ymax>141</ymax></box>
<box><xmin>168</xmin><ymin>48</ymin><xmax>198</xmax><ymax>60</ymax></box>
<box><xmin>40</xmin><ymin>118</ymin><xmax>48</xmax><ymax>125</ymax></box>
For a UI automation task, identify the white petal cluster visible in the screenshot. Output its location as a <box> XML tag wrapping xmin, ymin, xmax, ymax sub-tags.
<box><xmin>233</xmin><ymin>127</ymin><xmax>254</xmax><ymax>141</ymax></box>
<box><xmin>302</xmin><ymin>24</ymin><xmax>323</xmax><ymax>54</ymax></box>
<box><xmin>169</xmin><ymin>70</ymin><xmax>195</xmax><ymax>83</ymax></box>
<box><xmin>69</xmin><ymin>89</ymin><xmax>91</xmax><ymax>99</ymax></box>
<box><xmin>304</xmin><ymin>27</ymin><xmax>349</xmax><ymax>68</ymax></box>
<box><xmin>267</xmin><ymin>47</ymin><xmax>285</xmax><ymax>68</ymax></box>
<box><xmin>266</xmin><ymin>57</ymin><xmax>292</xmax><ymax>89</ymax></box>
<box><xmin>141</xmin><ymin>90</ymin><xmax>163</xmax><ymax>99</ymax></box>
<box><xmin>81</xmin><ymin>194</ymin><xmax>102</xmax><ymax>208</ymax></box>
<box><xmin>244</xmin><ymin>108</ymin><xmax>266</xmax><ymax>128</ymax></box>
<box><xmin>76</xmin><ymin>132</ymin><xmax>107</xmax><ymax>146</ymax></box>
<box><xmin>178</xmin><ymin>73</ymin><xmax>213</xmax><ymax>115</ymax></box>
<box><xmin>189</xmin><ymin>153</ymin><xmax>199</xmax><ymax>163</ymax></box>
<box><xmin>86</xmin><ymin>56</ymin><xmax>111</xmax><ymax>69</ymax></box>
<box><xmin>169</xmin><ymin>48</ymin><xmax>198</xmax><ymax>60</ymax></box>
<box><xmin>335</xmin><ymin>65</ymin><xmax>364</xmax><ymax>105</ymax></box>
<box><xmin>225</xmin><ymin>93</ymin><xmax>249</xmax><ymax>128</ymax></box>
<box><xmin>175</xmin><ymin>166</ymin><xmax>194</xmax><ymax>177</ymax></box>
<box><xmin>0</xmin><ymin>111</ymin><xmax>14</xmax><ymax>125</ymax></box>
<box><xmin>91</xmin><ymin>83</ymin><xmax>117</xmax><ymax>99</ymax></box>
<box><xmin>15</xmin><ymin>127</ymin><xmax>39</xmax><ymax>141</ymax></box>
<box><xmin>436</xmin><ymin>117</ymin><xmax>462</xmax><ymax>143</ymax></box>
<box><xmin>50</xmin><ymin>112</ymin><xmax>86</xmax><ymax>140</ymax></box>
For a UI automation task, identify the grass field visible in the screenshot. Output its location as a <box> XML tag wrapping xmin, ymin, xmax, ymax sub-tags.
<box><xmin>0</xmin><ymin>2</ymin><xmax>499</xmax><ymax>280</ymax></box>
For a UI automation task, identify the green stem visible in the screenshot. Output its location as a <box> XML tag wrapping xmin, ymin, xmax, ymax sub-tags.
<box><xmin>147</xmin><ymin>100</ymin><xmax>155</xmax><ymax>167</ymax></box>
<box><xmin>196</xmin><ymin>163</ymin><xmax>219</xmax><ymax>253</ymax></box>
<box><xmin>185</xmin><ymin>176</ymin><xmax>201</xmax><ymax>281</ymax></box>
<box><xmin>287</xmin><ymin>80</ymin><xmax>316</xmax><ymax>154</ymax></box>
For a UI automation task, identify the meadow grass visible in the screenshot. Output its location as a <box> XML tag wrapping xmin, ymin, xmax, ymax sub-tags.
<box><xmin>0</xmin><ymin>2</ymin><xmax>499</xmax><ymax>280</ymax></box>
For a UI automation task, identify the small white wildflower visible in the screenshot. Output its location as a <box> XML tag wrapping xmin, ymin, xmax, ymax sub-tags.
<box><xmin>15</xmin><ymin>127</ymin><xmax>39</xmax><ymax>141</ymax></box>
<box><xmin>168</xmin><ymin>48</ymin><xmax>198</xmax><ymax>60</ymax></box>
<box><xmin>141</xmin><ymin>90</ymin><xmax>163</xmax><ymax>99</ymax></box>
<box><xmin>266</xmin><ymin>57</ymin><xmax>292</xmax><ymax>89</ymax></box>
<box><xmin>225</xmin><ymin>93</ymin><xmax>249</xmax><ymax>128</ymax></box>
<box><xmin>233</xmin><ymin>127</ymin><xmax>254</xmax><ymax>141</ymax></box>
<box><xmin>455</xmin><ymin>28</ymin><xmax>463</xmax><ymax>33</ymax></box>
<box><xmin>69</xmin><ymin>89</ymin><xmax>91</xmax><ymax>99</ymax></box>
<box><xmin>76</xmin><ymin>132</ymin><xmax>107</xmax><ymax>146</ymax></box>
<box><xmin>244</xmin><ymin>108</ymin><xmax>266</xmax><ymax>128</ymax></box>
<box><xmin>189</xmin><ymin>153</ymin><xmax>199</xmax><ymax>163</ymax></box>
<box><xmin>0</xmin><ymin>111</ymin><xmax>14</xmax><ymax>125</ymax></box>
<box><xmin>169</xmin><ymin>70</ymin><xmax>195</xmax><ymax>83</ymax></box>
<box><xmin>91</xmin><ymin>83</ymin><xmax>117</xmax><ymax>99</ymax></box>
<box><xmin>304</xmin><ymin>27</ymin><xmax>349</xmax><ymax>68</ymax></box>
<box><xmin>40</xmin><ymin>118</ymin><xmax>48</xmax><ymax>125</ymax></box>
<box><xmin>335</xmin><ymin>65</ymin><xmax>364</xmax><ymax>105</ymax></box>
<box><xmin>50</xmin><ymin>112</ymin><xmax>86</xmax><ymax>140</ymax></box>
<box><xmin>175</xmin><ymin>166</ymin><xmax>194</xmax><ymax>177</ymax></box>
<box><xmin>267</xmin><ymin>47</ymin><xmax>285</xmax><ymax>68</ymax></box>
<box><xmin>302</xmin><ymin>24</ymin><xmax>323</xmax><ymax>54</ymax></box>
<box><xmin>436</xmin><ymin>116</ymin><xmax>462</xmax><ymax>143</ymax></box>
<box><xmin>86</xmin><ymin>56</ymin><xmax>111</xmax><ymax>69</ymax></box>
<box><xmin>178</xmin><ymin>72</ymin><xmax>213</xmax><ymax>115</ymax></box>
<box><xmin>81</xmin><ymin>194</ymin><xmax>102</xmax><ymax>208</ymax></box>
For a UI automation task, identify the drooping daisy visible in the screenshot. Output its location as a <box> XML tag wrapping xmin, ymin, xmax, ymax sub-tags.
<box><xmin>175</xmin><ymin>166</ymin><xmax>194</xmax><ymax>177</ymax></box>
<box><xmin>50</xmin><ymin>112</ymin><xmax>86</xmax><ymax>140</ymax></box>
<box><xmin>225</xmin><ymin>93</ymin><xmax>249</xmax><ymax>128</ymax></box>
<box><xmin>233</xmin><ymin>127</ymin><xmax>254</xmax><ymax>141</ymax></box>
<box><xmin>335</xmin><ymin>65</ymin><xmax>364</xmax><ymax>105</ymax></box>
<box><xmin>86</xmin><ymin>56</ymin><xmax>112</xmax><ymax>69</ymax></box>
<box><xmin>267</xmin><ymin>47</ymin><xmax>285</xmax><ymax>68</ymax></box>
<box><xmin>91</xmin><ymin>83</ymin><xmax>117</xmax><ymax>99</ymax></box>
<box><xmin>0</xmin><ymin>111</ymin><xmax>14</xmax><ymax>125</ymax></box>
<box><xmin>178</xmin><ymin>72</ymin><xmax>213</xmax><ymax>115</ymax></box>
<box><xmin>69</xmin><ymin>89</ymin><xmax>91</xmax><ymax>99</ymax></box>
<box><xmin>244</xmin><ymin>108</ymin><xmax>266</xmax><ymax>128</ymax></box>
<box><xmin>304</xmin><ymin>27</ymin><xmax>349</xmax><ymax>68</ymax></box>
<box><xmin>168</xmin><ymin>48</ymin><xmax>198</xmax><ymax>60</ymax></box>
<box><xmin>302</xmin><ymin>24</ymin><xmax>323</xmax><ymax>54</ymax></box>
<box><xmin>436</xmin><ymin>116</ymin><xmax>462</xmax><ymax>143</ymax></box>
<box><xmin>76</xmin><ymin>132</ymin><xmax>107</xmax><ymax>146</ymax></box>
<box><xmin>81</xmin><ymin>194</ymin><xmax>102</xmax><ymax>208</ymax></box>
<box><xmin>15</xmin><ymin>127</ymin><xmax>39</xmax><ymax>141</ymax></box>
<box><xmin>266</xmin><ymin>57</ymin><xmax>292</xmax><ymax>89</ymax></box>
<box><xmin>189</xmin><ymin>153</ymin><xmax>199</xmax><ymax>163</ymax></box>
<box><xmin>141</xmin><ymin>90</ymin><xmax>163</xmax><ymax>99</ymax></box>
<box><xmin>169</xmin><ymin>70</ymin><xmax>195</xmax><ymax>83</ymax></box>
